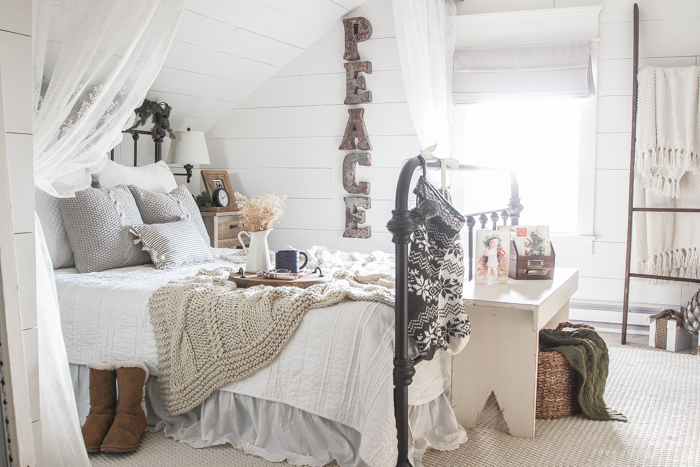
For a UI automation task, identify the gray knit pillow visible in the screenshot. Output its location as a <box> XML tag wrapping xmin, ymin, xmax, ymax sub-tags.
<box><xmin>131</xmin><ymin>220</ymin><xmax>215</xmax><ymax>270</ymax></box>
<box><xmin>59</xmin><ymin>185</ymin><xmax>150</xmax><ymax>273</ymax></box>
<box><xmin>128</xmin><ymin>185</ymin><xmax>210</xmax><ymax>246</ymax></box>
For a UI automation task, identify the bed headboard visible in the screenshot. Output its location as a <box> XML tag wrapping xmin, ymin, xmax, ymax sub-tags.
<box><xmin>110</xmin><ymin>129</ymin><xmax>163</xmax><ymax>166</ymax></box>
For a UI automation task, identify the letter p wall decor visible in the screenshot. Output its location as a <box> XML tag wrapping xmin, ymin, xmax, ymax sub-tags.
<box><xmin>340</xmin><ymin>17</ymin><xmax>373</xmax><ymax>239</ymax></box>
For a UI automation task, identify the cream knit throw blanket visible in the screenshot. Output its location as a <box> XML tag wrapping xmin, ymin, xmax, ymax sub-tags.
<box><xmin>149</xmin><ymin>247</ymin><xmax>395</xmax><ymax>416</ymax></box>
<box><xmin>633</xmin><ymin>66</ymin><xmax>700</xmax><ymax>278</ymax></box>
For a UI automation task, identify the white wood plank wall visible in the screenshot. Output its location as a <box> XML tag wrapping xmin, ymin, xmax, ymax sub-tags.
<box><xmin>456</xmin><ymin>0</ymin><xmax>700</xmax><ymax>309</ymax></box>
<box><xmin>0</xmin><ymin>0</ymin><xmax>42</xmax><ymax>460</ymax></box>
<box><xmin>114</xmin><ymin>0</ymin><xmax>700</xmax><ymax>312</ymax></box>
<box><xmin>206</xmin><ymin>0</ymin><xmax>420</xmax><ymax>253</ymax></box>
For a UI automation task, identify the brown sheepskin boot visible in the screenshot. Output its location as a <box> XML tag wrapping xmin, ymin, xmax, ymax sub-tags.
<box><xmin>100</xmin><ymin>362</ymin><xmax>149</xmax><ymax>453</ymax></box>
<box><xmin>82</xmin><ymin>362</ymin><xmax>117</xmax><ymax>453</ymax></box>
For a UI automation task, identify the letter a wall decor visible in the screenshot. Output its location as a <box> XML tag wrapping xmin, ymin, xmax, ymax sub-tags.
<box><xmin>341</xmin><ymin>17</ymin><xmax>372</xmax><ymax>238</ymax></box>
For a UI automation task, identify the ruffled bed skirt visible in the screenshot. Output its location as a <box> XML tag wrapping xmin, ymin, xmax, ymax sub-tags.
<box><xmin>70</xmin><ymin>364</ymin><xmax>466</xmax><ymax>466</ymax></box>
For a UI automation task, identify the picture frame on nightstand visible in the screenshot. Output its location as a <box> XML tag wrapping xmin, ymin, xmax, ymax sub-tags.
<box><xmin>201</xmin><ymin>170</ymin><xmax>238</xmax><ymax>211</ymax></box>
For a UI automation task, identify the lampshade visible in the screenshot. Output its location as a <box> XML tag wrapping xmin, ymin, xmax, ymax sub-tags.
<box><xmin>166</xmin><ymin>129</ymin><xmax>211</xmax><ymax>165</ymax></box>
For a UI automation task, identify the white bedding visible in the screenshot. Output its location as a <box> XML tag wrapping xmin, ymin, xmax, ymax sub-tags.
<box><xmin>56</xmin><ymin>249</ymin><xmax>464</xmax><ymax>466</ymax></box>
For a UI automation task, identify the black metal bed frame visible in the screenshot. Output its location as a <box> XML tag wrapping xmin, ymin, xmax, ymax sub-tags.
<box><xmin>387</xmin><ymin>155</ymin><xmax>521</xmax><ymax>467</ymax></box>
<box><xmin>110</xmin><ymin>129</ymin><xmax>163</xmax><ymax>164</ymax></box>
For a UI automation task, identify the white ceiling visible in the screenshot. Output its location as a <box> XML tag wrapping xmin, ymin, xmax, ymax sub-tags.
<box><xmin>148</xmin><ymin>0</ymin><xmax>367</xmax><ymax>133</ymax></box>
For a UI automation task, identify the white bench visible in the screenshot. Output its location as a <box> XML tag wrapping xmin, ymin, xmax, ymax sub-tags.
<box><xmin>451</xmin><ymin>267</ymin><xmax>579</xmax><ymax>439</ymax></box>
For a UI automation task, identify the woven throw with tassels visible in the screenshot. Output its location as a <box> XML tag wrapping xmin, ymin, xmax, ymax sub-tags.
<box><xmin>650</xmin><ymin>309</ymin><xmax>684</xmax><ymax>349</ymax></box>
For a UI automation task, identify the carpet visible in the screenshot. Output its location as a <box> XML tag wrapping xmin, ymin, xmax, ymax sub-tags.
<box><xmin>90</xmin><ymin>332</ymin><xmax>699</xmax><ymax>467</ymax></box>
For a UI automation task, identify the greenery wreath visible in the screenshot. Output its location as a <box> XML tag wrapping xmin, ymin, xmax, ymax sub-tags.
<box><xmin>125</xmin><ymin>98</ymin><xmax>176</xmax><ymax>141</ymax></box>
<box><xmin>482</xmin><ymin>233</ymin><xmax>503</xmax><ymax>249</ymax></box>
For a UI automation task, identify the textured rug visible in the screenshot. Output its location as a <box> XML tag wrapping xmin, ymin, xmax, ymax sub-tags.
<box><xmin>89</xmin><ymin>332</ymin><xmax>699</xmax><ymax>467</ymax></box>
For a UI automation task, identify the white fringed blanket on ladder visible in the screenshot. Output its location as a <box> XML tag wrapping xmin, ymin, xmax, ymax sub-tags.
<box><xmin>633</xmin><ymin>66</ymin><xmax>700</xmax><ymax>278</ymax></box>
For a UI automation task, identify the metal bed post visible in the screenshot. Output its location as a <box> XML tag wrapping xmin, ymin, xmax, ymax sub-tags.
<box><xmin>132</xmin><ymin>132</ymin><xmax>139</xmax><ymax>166</ymax></box>
<box><xmin>154</xmin><ymin>128</ymin><xmax>165</xmax><ymax>162</ymax></box>
<box><xmin>386</xmin><ymin>156</ymin><xmax>425</xmax><ymax>467</ymax></box>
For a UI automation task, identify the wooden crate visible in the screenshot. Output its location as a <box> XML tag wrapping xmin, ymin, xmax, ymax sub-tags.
<box><xmin>508</xmin><ymin>241</ymin><xmax>555</xmax><ymax>280</ymax></box>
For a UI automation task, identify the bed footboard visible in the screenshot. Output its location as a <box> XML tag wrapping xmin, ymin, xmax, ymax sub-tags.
<box><xmin>387</xmin><ymin>156</ymin><xmax>522</xmax><ymax>466</ymax></box>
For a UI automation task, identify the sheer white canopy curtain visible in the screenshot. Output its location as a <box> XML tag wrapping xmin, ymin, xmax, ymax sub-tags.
<box><xmin>392</xmin><ymin>0</ymin><xmax>457</xmax><ymax>161</ymax></box>
<box><xmin>32</xmin><ymin>0</ymin><xmax>184</xmax><ymax>465</ymax></box>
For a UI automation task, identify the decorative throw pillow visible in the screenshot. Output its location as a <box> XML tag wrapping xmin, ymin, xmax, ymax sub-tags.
<box><xmin>128</xmin><ymin>185</ymin><xmax>211</xmax><ymax>246</ymax></box>
<box><xmin>93</xmin><ymin>160</ymin><xmax>177</xmax><ymax>193</ymax></box>
<box><xmin>35</xmin><ymin>187</ymin><xmax>75</xmax><ymax>269</ymax></box>
<box><xmin>59</xmin><ymin>185</ymin><xmax>151</xmax><ymax>273</ymax></box>
<box><xmin>130</xmin><ymin>220</ymin><xmax>215</xmax><ymax>270</ymax></box>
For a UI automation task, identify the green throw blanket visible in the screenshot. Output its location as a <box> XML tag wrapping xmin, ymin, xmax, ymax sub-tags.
<box><xmin>539</xmin><ymin>328</ymin><xmax>626</xmax><ymax>422</ymax></box>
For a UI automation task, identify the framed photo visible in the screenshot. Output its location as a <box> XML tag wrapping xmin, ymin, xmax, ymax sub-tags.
<box><xmin>475</xmin><ymin>230</ymin><xmax>510</xmax><ymax>284</ymax></box>
<box><xmin>201</xmin><ymin>170</ymin><xmax>238</xmax><ymax>210</ymax></box>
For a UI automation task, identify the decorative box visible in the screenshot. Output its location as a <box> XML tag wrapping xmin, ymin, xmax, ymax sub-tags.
<box><xmin>508</xmin><ymin>241</ymin><xmax>555</xmax><ymax>280</ymax></box>
<box><xmin>648</xmin><ymin>309</ymin><xmax>693</xmax><ymax>352</ymax></box>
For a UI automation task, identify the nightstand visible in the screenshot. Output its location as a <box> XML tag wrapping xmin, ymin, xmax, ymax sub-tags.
<box><xmin>200</xmin><ymin>210</ymin><xmax>248</xmax><ymax>249</ymax></box>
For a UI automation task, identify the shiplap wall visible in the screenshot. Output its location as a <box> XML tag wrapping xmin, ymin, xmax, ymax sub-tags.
<box><xmin>111</xmin><ymin>0</ymin><xmax>367</xmax><ymax>195</ymax></box>
<box><xmin>0</xmin><ymin>0</ymin><xmax>42</xmax><ymax>458</ymax></box>
<box><xmin>147</xmin><ymin>0</ymin><xmax>366</xmax><ymax>133</ymax></box>
<box><xmin>205</xmin><ymin>0</ymin><xmax>700</xmax><ymax>311</ymax></box>
<box><xmin>206</xmin><ymin>0</ymin><xmax>420</xmax><ymax>253</ymax></box>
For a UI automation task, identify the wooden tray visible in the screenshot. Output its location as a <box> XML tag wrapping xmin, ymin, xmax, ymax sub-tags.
<box><xmin>228</xmin><ymin>272</ymin><xmax>330</xmax><ymax>289</ymax></box>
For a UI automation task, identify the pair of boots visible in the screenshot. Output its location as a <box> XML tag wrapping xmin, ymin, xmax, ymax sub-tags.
<box><xmin>82</xmin><ymin>361</ymin><xmax>149</xmax><ymax>453</ymax></box>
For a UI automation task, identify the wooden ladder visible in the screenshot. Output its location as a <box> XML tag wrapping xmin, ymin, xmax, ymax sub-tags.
<box><xmin>621</xmin><ymin>3</ymin><xmax>700</xmax><ymax>344</ymax></box>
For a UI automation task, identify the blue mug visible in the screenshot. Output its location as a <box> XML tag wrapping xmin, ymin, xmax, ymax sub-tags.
<box><xmin>275</xmin><ymin>250</ymin><xmax>309</xmax><ymax>274</ymax></box>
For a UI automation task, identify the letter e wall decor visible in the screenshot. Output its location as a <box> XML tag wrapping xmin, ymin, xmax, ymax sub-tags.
<box><xmin>344</xmin><ymin>62</ymin><xmax>372</xmax><ymax>105</ymax></box>
<box><xmin>344</xmin><ymin>197</ymin><xmax>371</xmax><ymax>238</ymax></box>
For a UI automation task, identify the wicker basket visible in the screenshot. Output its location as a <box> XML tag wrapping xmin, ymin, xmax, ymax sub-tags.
<box><xmin>535</xmin><ymin>322</ymin><xmax>593</xmax><ymax>420</ymax></box>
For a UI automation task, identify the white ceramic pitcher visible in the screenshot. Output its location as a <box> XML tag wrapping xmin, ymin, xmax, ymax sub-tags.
<box><xmin>238</xmin><ymin>229</ymin><xmax>272</xmax><ymax>273</ymax></box>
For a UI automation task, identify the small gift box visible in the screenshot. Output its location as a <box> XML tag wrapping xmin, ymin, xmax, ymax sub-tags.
<box><xmin>648</xmin><ymin>309</ymin><xmax>693</xmax><ymax>352</ymax></box>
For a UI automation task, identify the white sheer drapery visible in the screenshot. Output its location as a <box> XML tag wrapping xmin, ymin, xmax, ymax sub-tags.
<box><xmin>392</xmin><ymin>0</ymin><xmax>457</xmax><ymax>160</ymax></box>
<box><xmin>33</xmin><ymin>1</ymin><xmax>184</xmax><ymax>465</ymax></box>
<box><xmin>34</xmin><ymin>0</ymin><xmax>184</xmax><ymax>198</ymax></box>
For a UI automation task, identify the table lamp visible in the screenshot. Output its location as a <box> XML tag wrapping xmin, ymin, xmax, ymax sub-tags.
<box><xmin>166</xmin><ymin>128</ymin><xmax>210</xmax><ymax>183</ymax></box>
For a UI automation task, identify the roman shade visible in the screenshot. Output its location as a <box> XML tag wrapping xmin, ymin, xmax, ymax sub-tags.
<box><xmin>452</xmin><ymin>42</ymin><xmax>595</xmax><ymax>102</ymax></box>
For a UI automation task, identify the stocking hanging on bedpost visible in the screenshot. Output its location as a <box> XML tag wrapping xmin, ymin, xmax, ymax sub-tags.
<box><xmin>407</xmin><ymin>176</ymin><xmax>470</xmax><ymax>360</ymax></box>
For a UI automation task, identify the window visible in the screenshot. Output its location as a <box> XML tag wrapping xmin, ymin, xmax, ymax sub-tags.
<box><xmin>450</xmin><ymin>6</ymin><xmax>602</xmax><ymax>243</ymax></box>
<box><xmin>458</xmin><ymin>97</ymin><xmax>583</xmax><ymax>234</ymax></box>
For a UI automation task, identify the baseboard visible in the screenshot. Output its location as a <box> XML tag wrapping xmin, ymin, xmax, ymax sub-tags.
<box><xmin>569</xmin><ymin>301</ymin><xmax>655</xmax><ymax>336</ymax></box>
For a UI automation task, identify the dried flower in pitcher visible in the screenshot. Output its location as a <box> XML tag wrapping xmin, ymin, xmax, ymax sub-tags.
<box><xmin>235</xmin><ymin>193</ymin><xmax>287</xmax><ymax>232</ymax></box>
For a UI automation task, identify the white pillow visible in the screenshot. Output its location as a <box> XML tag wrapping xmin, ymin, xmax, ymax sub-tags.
<box><xmin>93</xmin><ymin>160</ymin><xmax>177</xmax><ymax>193</ymax></box>
<box><xmin>35</xmin><ymin>188</ymin><xmax>75</xmax><ymax>269</ymax></box>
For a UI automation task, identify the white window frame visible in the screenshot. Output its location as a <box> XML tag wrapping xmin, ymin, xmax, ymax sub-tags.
<box><xmin>451</xmin><ymin>6</ymin><xmax>602</xmax><ymax>253</ymax></box>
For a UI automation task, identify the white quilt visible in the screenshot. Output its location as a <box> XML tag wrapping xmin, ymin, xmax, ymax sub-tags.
<box><xmin>56</xmin><ymin>249</ymin><xmax>453</xmax><ymax>466</ymax></box>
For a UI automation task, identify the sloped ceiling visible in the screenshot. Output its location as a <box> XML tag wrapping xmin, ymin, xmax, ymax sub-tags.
<box><xmin>147</xmin><ymin>0</ymin><xmax>367</xmax><ymax>132</ymax></box>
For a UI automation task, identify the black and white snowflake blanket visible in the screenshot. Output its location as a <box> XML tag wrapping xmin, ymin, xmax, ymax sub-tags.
<box><xmin>408</xmin><ymin>176</ymin><xmax>471</xmax><ymax>360</ymax></box>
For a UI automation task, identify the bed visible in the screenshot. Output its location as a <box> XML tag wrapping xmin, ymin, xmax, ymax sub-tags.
<box><xmin>48</xmin><ymin>134</ymin><xmax>521</xmax><ymax>467</ymax></box>
<box><xmin>58</xmin><ymin>249</ymin><xmax>465</xmax><ymax>467</ymax></box>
